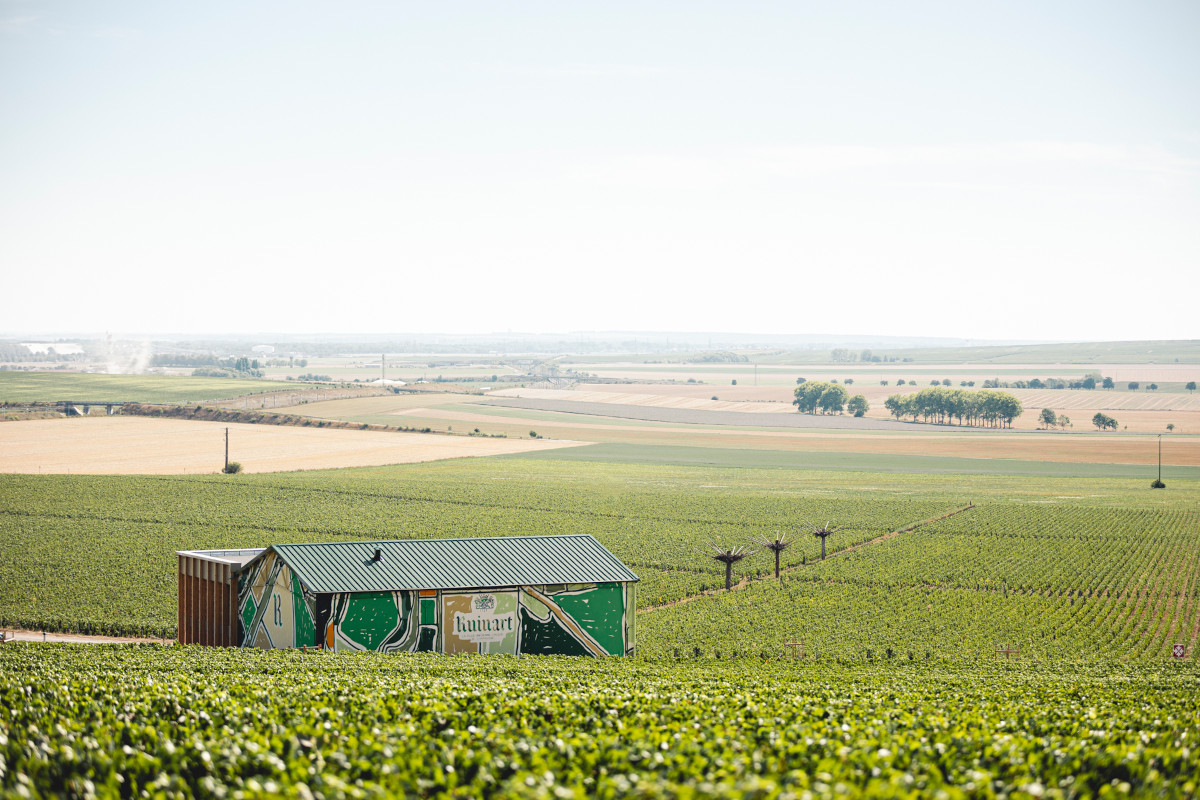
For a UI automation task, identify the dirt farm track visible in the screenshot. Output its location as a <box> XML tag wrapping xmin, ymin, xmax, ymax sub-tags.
<box><xmin>0</xmin><ymin>417</ymin><xmax>583</xmax><ymax>474</ymax></box>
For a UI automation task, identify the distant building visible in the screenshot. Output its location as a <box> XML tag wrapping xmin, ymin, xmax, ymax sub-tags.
<box><xmin>177</xmin><ymin>535</ymin><xmax>638</xmax><ymax>656</ymax></box>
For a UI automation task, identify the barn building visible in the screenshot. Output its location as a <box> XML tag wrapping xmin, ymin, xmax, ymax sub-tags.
<box><xmin>177</xmin><ymin>535</ymin><xmax>638</xmax><ymax>656</ymax></box>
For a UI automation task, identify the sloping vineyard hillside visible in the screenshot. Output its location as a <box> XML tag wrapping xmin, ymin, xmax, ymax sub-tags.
<box><xmin>641</xmin><ymin>504</ymin><xmax>1200</xmax><ymax>661</ymax></box>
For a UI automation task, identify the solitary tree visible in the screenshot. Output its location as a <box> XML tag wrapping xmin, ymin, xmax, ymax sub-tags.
<box><xmin>1040</xmin><ymin>408</ymin><xmax>1057</xmax><ymax>429</ymax></box>
<box><xmin>1057</xmin><ymin>414</ymin><xmax>1071</xmax><ymax>430</ymax></box>
<box><xmin>807</xmin><ymin>521</ymin><xmax>843</xmax><ymax>560</ymax></box>
<box><xmin>707</xmin><ymin>543</ymin><xmax>754</xmax><ymax>590</ymax></box>
<box><xmin>749</xmin><ymin>532</ymin><xmax>792</xmax><ymax>579</ymax></box>
<box><xmin>1167</xmin><ymin>423</ymin><xmax>1175</xmax><ymax>432</ymax></box>
<box><xmin>1102</xmin><ymin>376</ymin><xmax>1115</xmax><ymax>389</ymax></box>
<box><xmin>847</xmin><ymin>394</ymin><xmax>869</xmax><ymax>417</ymax></box>
<box><xmin>1187</xmin><ymin>381</ymin><xmax>1196</xmax><ymax>393</ymax></box>
<box><xmin>1148</xmin><ymin>383</ymin><xmax>1158</xmax><ymax>391</ymax></box>
<box><xmin>1128</xmin><ymin>382</ymin><xmax>1140</xmax><ymax>390</ymax></box>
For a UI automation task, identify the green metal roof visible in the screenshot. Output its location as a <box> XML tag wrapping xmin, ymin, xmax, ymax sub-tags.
<box><xmin>265</xmin><ymin>534</ymin><xmax>639</xmax><ymax>594</ymax></box>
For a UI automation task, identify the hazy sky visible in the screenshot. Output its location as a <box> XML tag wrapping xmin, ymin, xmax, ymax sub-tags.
<box><xmin>2</xmin><ymin>2</ymin><xmax>1197</xmax><ymax>341</ymax></box>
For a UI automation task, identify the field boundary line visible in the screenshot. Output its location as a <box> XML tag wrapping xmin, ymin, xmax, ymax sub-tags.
<box><xmin>640</xmin><ymin>503</ymin><xmax>977</xmax><ymax>613</ymax></box>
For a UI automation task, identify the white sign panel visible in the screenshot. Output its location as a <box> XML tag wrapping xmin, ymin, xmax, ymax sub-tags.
<box><xmin>451</xmin><ymin>593</ymin><xmax>516</xmax><ymax>643</ymax></box>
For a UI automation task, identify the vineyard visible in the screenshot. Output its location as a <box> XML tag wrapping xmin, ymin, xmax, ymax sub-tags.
<box><xmin>0</xmin><ymin>462</ymin><xmax>959</xmax><ymax>637</ymax></box>
<box><xmin>640</xmin><ymin>502</ymin><xmax>1200</xmax><ymax>662</ymax></box>
<box><xmin>3</xmin><ymin>645</ymin><xmax>1198</xmax><ymax>799</ymax></box>
<box><xmin>2</xmin><ymin>459</ymin><xmax>1199</xmax><ymax>663</ymax></box>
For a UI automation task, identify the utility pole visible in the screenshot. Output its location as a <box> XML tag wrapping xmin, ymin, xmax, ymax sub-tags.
<box><xmin>1152</xmin><ymin>434</ymin><xmax>1166</xmax><ymax>488</ymax></box>
<box><xmin>225</xmin><ymin>427</ymin><xmax>229</xmax><ymax>472</ymax></box>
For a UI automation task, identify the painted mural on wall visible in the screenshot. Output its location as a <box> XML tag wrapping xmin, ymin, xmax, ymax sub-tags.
<box><xmin>238</xmin><ymin>550</ymin><xmax>318</xmax><ymax>650</ymax></box>
<box><xmin>323</xmin><ymin>583</ymin><xmax>635</xmax><ymax>656</ymax></box>
<box><xmin>235</xmin><ymin>554</ymin><xmax>636</xmax><ymax>656</ymax></box>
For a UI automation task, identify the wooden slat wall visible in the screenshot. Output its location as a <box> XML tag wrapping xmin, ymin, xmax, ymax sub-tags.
<box><xmin>177</xmin><ymin>555</ymin><xmax>238</xmax><ymax>647</ymax></box>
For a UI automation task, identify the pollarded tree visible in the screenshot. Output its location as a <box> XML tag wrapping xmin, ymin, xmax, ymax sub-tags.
<box><xmin>807</xmin><ymin>521</ymin><xmax>843</xmax><ymax>561</ymax></box>
<box><xmin>707</xmin><ymin>543</ymin><xmax>755</xmax><ymax>590</ymax></box>
<box><xmin>749</xmin><ymin>532</ymin><xmax>792</xmax><ymax>579</ymax></box>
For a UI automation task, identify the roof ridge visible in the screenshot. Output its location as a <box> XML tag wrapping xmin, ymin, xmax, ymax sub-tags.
<box><xmin>257</xmin><ymin>534</ymin><xmax>638</xmax><ymax>593</ymax></box>
<box><xmin>276</xmin><ymin>534</ymin><xmax>596</xmax><ymax>548</ymax></box>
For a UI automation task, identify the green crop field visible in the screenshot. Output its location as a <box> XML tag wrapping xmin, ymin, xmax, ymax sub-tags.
<box><xmin>507</xmin><ymin>442</ymin><xmax>1200</xmax><ymax>479</ymax></box>
<box><xmin>0</xmin><ymin>462</ymin><xmax>963</xmax><ymax>636</ymax></box>
<box><xmin>0</xmin><ymin>372</ymin><xmax>299</xmax><ymax>405</ymax></box>
<box><xmin>3</xmin><ymin>646</ymin><xmax>1198</xmax><ymax>799</ymax></box>
<box><xmin>5</xmin><ymin>423</ymin><xmax>1200</xmax><ymax>799</ymax></box>
<box><xmin>2</xmin><ymin>458</ymin><xmax>1198</xmax><ymax>655</ymax></box>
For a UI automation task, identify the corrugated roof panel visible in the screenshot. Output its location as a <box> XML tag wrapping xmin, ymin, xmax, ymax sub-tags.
<box><xmin>270</xmin><ymin>534</ymin><xmax>639</xmax><ymax>594</ymax></box>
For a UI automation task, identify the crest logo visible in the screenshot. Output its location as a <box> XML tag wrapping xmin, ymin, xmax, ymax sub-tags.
<box><xmin>474</xmin><ymin>594</ymin><xmax>495</xmax><ymax>611</ymax></box>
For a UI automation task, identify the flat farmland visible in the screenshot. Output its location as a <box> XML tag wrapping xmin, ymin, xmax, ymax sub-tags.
<box><xmin>489</xmin><ymin>385</ymin><xmax>1200</xmax><ymax>435</ymax></box>
<box><xmin>492</xmin><ymin>386</ymin><xmax>796</xmax><ymax>412</ymax></box>
<box><xmin>272</xmin><ymin>394</ymin><xmax>1200</xmax><ymax>469</ymax></box>
<box><xmin>510</xmin><ymin>384</ymin><xmax>1200</xmax><ymax>434</ymax></box>
<box><xmin>0</xmin><ymin>371</ymin><xmax>300</xmax><ymax>404</ymax></box>
<box><xmin>567</xmin><ymin>360</ymin><xmax>1200</xmax><ymax>387</ymax></box>
<box><xmin>0</xmin><ymin>417</ymin><xmax>583</xmax><ymax>474</ymax></box>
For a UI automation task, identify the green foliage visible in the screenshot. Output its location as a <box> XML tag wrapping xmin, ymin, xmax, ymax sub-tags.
<box><xmin>2</xmin><ymin>646</ymin><xmax>1198</xmax><ymax>799</ymax></box>
<box><xmin>223</xmin><ymin>461</ymin><xmax>243</xmax><ymax>474</ymax></box>
<box><xmin>884</xmin><ymin>387</ymin><xmax>1022</xmax><ymax>427</ymax></box>
<box><xmin>846</xmin><ymin>394</ymin><xmax>869</xmax><ymax>417</ymax></box>
<box><xmin>1040</xmin><ymin>408</ymin><xmax>1057</xmax><ymax>429</ymax></box>
<box><xmin>792</xmin><ymin>381</ymin><xmax>848</xmax><ymax>414</ymax></box>
<box><xmin>1092</xmin><ymin>412</ymin><xmax>1118</xmax><ymax>431</ymax></box>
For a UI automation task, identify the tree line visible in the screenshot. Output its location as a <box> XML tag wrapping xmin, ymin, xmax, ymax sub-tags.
<box><xmin>884</xmin><ymin>387</ymin><xmax>1023</xmax><ymax>427</ymax></box>
<box><xmin>793</xmin><ymin>380</ymin><xmax>869</xmax><ymax>416</ymax></box>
